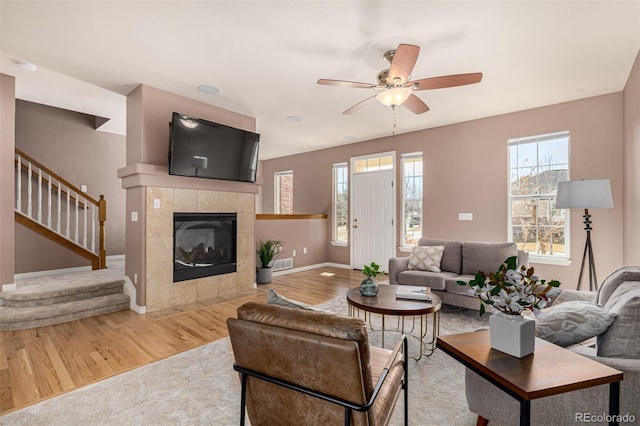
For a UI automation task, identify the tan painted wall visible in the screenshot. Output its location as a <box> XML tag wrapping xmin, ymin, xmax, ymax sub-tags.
<box><xmin>261</xmin><ymin>93</ymin><xmax>625</xmax><ymax>289</ymax></box>
<box><xmin>623</xmin><ymin>50</ymin><xmax>640</xmax><ymax>266</ymax></box>
<box><xmin>0</xmin><ymin>74</ymin><xmax>16</xmax><ymax>286</ymax></box>
<box><xmin>255</xmin><ymin>218</ymin><xmax>328</xmax><ymax>269</ymax></box>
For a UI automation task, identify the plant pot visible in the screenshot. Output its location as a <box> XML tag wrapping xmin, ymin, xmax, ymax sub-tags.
<box><xmin>359</xmin><ymin>277</ymin><xmax>379</xmax><ymax>297</ymax></box>
<box><xmin>489</xmin><ymin>312</ymin><xmax>535</xmax><ymax>358</ymax></box>
<box><xmin>256</xmin><ymin>267</ymin><xmax>273</xmax><ymax>284</ymax></box>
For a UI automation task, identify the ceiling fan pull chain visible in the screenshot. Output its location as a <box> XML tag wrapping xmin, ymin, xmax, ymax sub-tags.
<box><xmin>392</xmin><ymin>105</ymin><xmax>397</xmax><ymax>135</ymax></box>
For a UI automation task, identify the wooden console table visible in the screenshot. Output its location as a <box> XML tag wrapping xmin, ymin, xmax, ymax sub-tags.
<box><xmin>437</xmin><ymin>331</ymin><xmax>623</xmax><ymax>426</ymax></box>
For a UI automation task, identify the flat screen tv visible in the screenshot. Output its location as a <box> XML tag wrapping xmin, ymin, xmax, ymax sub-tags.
<box><xmin>168</xmin><ymin>112</ymin><xmax>260</xmax><ymax>183</ymax></box>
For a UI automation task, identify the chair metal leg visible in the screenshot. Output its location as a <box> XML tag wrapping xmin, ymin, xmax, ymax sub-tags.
<box><xmin>240</xmin><ymin>373</ymin><xmax>247</xmax><ymax>426</ymax></box>
<box><xmin>404</xmin><ymin>337</ymin><xmax>409</xmax><ymax>426</ymax></box>
<box><xmin>344</xmin><ymin>407</ymin><xmax>351</xmax><ymax>426</ymax></box>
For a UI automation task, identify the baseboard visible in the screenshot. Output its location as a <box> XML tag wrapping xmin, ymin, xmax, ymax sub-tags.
<box><xmin>120</xmin><ymin>274</ymin><xmax>146</xmax><ymax>314</ymax></box>
<box><xmin>272</xmin><ymin>262</ymin><xmax>353</xmax><ymax>277</ymax></box>
<box><xmin>2</xmin><ymin>283</ymin><xmax>17</xmax><ymax>292</ymax></box>
<box><xmin>14</xmin><ymin>255</ymin><xmax>125</xmax><ymax>280</ymax></box>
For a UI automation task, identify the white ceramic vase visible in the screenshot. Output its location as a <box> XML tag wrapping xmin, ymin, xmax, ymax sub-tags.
<box><xmin>489</xmin><ymin>312</ymin><xmax>535</xmax><ymax>358</ymax></box>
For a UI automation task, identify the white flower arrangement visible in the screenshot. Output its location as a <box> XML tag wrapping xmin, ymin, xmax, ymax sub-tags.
<box><xmin>457</xmin><ymin>256</ymin><xmax>561</xmax><ymax>316</ymax></box>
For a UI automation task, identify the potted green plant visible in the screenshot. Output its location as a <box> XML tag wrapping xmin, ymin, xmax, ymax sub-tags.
<box><xmin>360</xmin><ymin>261</ymin><xmax>385</xmax><ymax>296</ymax></box>
<box><xmin>256</xmin><ymin>239</ymin><xmax>283</xmax><ymax>284</ymax></box>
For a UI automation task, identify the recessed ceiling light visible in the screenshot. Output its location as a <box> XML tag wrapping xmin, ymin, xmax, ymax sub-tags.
<box><xmin>13</xmin><ymin>59</ymin><xmax>37</xmax><ymax>72</ymax></box>
<box><xmin>198</xmin><ymin>84</ymin><xmax>220</xmax><ymax>94</ymax></box>
<box><xmin>286</xmin><ymin>116</ymin><xmax>302</xmax><ymax>122</ymax></box>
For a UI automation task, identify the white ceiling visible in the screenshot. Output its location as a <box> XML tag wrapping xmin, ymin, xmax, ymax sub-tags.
<box><xmin>1</xmin><ymin>1</ymin><xmax>639</xmax><ymax>160</ymax></box>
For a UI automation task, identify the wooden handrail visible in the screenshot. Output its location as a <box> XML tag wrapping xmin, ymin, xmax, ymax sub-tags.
<box><xmin>256</xmin><ymin>214</ymin><xmax>328</xmax><ymax>220</ymax></box>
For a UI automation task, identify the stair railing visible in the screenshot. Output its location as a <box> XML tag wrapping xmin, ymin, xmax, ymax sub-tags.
<box><xmin>14</xmin><ymin>148</ymin><xmax>107</xmax><ymax>269</ymax></box>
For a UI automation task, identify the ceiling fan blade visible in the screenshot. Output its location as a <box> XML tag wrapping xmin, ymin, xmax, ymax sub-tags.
<box><xmin>388</xmin><ymin>44</ymin><xmax>420</xmax><ymax>82</ymax></box>
<box><xmin>402</xmin><ymin>94</ymin><xmax>430</xmax><ymax>114</ymax></box>
<box><xmin>407</xmin><ymin>72</ymin><xmax>483</xmax><ymax>91</ymax></box>
<box><xmin>343</xmin><ymin>95</ymin><xmax>377</xmax><ymax>115</ymax></box>
<box><xmin>317</xmin><ymin>79</ymin><xmax>376</xmax><ymax>89</ymax></box>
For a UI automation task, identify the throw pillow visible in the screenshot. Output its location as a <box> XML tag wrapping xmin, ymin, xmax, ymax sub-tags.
<box><xmin>266</xmin><ymin>288</ymin><xmax>315</xmax><ymax>310</ymax></box>
<box><xmin>535</xmin><ymin>301</ymin><xmax>616</xmax><ymax>347</ymax></box>
<box><xmin>408</xmin><ymin>245</ymin><xmax>445</xmax><ymax>272</ymax></box>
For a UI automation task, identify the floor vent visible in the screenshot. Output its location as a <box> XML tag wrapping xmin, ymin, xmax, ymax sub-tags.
<box><xmin>272</xmin><ymin>258</ymin><xmax>293</xmax><ymax>272</ymax></box>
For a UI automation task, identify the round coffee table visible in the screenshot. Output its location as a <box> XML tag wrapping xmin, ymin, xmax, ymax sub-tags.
<box><xmin>346</xmin><ymin>285</ymin><xmax>442</xmax><ymax>360</ymax></box>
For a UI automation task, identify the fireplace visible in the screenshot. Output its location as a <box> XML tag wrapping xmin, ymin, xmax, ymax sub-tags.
<box><xmin>173</xmin><ymin>212</ymin><xmax>237</xmax><ymax>282</ymax></box>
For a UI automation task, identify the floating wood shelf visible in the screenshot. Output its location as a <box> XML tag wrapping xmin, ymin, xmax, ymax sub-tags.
<box><xmin>256</xmin><ymin>214</ymin><xmax>327</xmax><ymax>220</ymax></box>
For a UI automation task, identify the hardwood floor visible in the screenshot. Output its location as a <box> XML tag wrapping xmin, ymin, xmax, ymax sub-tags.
<box><xmin>0</xmin><ymin>266</ymin><xmax>362</xmax><ymax>415</ymax></box>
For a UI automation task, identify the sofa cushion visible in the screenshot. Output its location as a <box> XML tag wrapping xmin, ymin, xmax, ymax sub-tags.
<box><xmin>445</xmin><ymin>275</ymin><xmax>476</xmax><ymax>295</ymax></box>
<box><xmin>408</xmin><ymin>245</ymin><xmax>445</xmax><ymax>272</ymax></box>
<box><xmin>397</xmin><ymin>271</ymin><xmax>456</xmax><ymax>291</ymax></box>
<box><xmin>461</xmin><ymin>242</ymin><xmax>518</xmax><ymax>276</ymax></box>
<box><xmin>418</xmin><ymin>238</ymin><xmax>463</xmax><ymax>274</ymax></box>
<box><xmin>534</xmin><ymin>301</ymin><xmax>616</xmax><ymax>347</ymax></box>
<box><xmin>597</xmin><ymin>281</ymin><xmax>640</xmax><ymax>359</ymax></box>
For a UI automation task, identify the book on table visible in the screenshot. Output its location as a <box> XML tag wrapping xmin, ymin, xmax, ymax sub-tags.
<box><xmin>395</xmin><ymin>285</ymin><xmax>431</xmax><ymax>301</ymax></box>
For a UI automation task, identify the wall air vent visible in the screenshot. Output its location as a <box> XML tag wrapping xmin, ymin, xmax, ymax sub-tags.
<box><xmin>272</xmin><ymin>258</ymin><xmax>293</xmax><ymax>272</ymax></box>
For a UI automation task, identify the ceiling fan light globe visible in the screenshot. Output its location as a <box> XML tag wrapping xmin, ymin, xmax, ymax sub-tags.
<box><xmin>376</xmin><ymin>87</ymin><xmax>412</xmax><ymax>107</ymax></box>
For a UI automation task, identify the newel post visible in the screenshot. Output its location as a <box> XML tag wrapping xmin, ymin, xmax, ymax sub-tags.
<box><xmin>98</xmin><ymin>194</ymin><xmax>107</xmax><ymax>269</ymax></box>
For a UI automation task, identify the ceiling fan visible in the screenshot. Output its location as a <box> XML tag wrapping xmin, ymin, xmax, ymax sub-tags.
<box><xmin>317</xmin><ymin>43</ymin><xmax>483</xmax><ymax>115</ymax></box>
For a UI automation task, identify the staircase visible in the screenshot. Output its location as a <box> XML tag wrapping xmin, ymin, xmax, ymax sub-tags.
<box><xmin>0</xmin><ymin>267</ymin><xmax>130</xmax><ymax>331</ymax></box>
<box><xmin>2</xmin><ymin>149</ymin><xmax>130</xmax><ymax>330</ymax></box>
<box><xmin>14</xmin><ymin>148</ymin><xmax>107</xmax><ymax>269</ymax></box>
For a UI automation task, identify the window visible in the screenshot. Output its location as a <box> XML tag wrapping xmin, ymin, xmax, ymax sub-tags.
<box><xmin>275</xmin><ymin>171</ymin><xmax>293</xmax><ymax>214</ymax></box>
<box><xmin>508</xmin><ymin>132</ymin><xmax>569</xmax><ymax>261</ymax></box>
<box><xmin>402</xmin><ymin>152</ymin><xmax>423</xmax><ymax>246</ymax></box>
<box><xmin>332</xmin><ymin>163</ymin><xmax>348</xmax><ymax>245</ymax></box>
<box><xmin>353</xmin><ymin>155</ymin><xmax>393</xmax><ymax>173</ymax></box>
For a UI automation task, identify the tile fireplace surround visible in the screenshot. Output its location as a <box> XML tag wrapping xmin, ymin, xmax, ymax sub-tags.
<box><xmin>145</xmin><ymin>186</ymin><xmax>255</xmax><ymax>312</ymax></box>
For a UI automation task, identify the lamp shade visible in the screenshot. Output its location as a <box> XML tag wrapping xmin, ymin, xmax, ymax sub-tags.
<box><xmin>555</xmin><ymin>179</ymin><xmax>613</xmax><ymax>209</ymax></box>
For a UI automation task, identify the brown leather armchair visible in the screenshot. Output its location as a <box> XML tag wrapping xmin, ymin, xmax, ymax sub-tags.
<box><xmin>227</xmin><ymin>301</ymin><xmax>408</xmax><ymax>426</ymax></box>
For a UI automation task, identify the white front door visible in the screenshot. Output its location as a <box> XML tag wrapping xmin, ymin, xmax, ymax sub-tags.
<box><xmin>352</xmin><ymin>170</ymin><xmax>395</xmax><ymax>271</ymax></box>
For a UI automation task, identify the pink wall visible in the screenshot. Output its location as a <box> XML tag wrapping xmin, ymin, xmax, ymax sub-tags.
<box><xmin>623</xmin><ymin>50</ymin><xmax>640</xmax><ymax>266</ymax></box>
<box><xmin>261</xmin><ymin>93</ymin><xmax>626</xmax><ymax>289</ymax></box>
<box><xmin>255</xmin><ymin>218</ymin><xmax>328</xmax><ymax>269</ymax></box>
<box><xmin>0</xmin><ymin>74</ymin><xmax>16</xmax><ymax>286</ymax></box>
<box><xmin>14</xmin><ymin>101</ymin><xmax>127</xmax><ymax>273</ymax></box>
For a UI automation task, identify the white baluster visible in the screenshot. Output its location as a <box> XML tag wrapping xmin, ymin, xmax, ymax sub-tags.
<box><xmin>27</xmin><ymin>162</ymin><xmax>32</xmax><ymax>217</ymax></box>
<box><xmin>91</xmin><ymin>205</ymin><xmax>96</xmax><ymax>252</ymax></box>
<box><xmin>57</xmin><ymin>184</ymin><xmax>61</xmax><ymax>233</ymax></box>
<box><xmin>83</xmin><ymin>197</ymin><xmax>87</xmax><ymax>248</ymax></box>
<box><xmin>37</xmin><ymin>168</ymin><xmax>42</xmax><ymax>223</ymax></box>
<box><xmin>66</xmin><ymin>190</ymin><xmax>70</xmax><ymax>238</ymax></box>
<box><xmin>47</xmin><ymin>176</ymin><xmax>52</xmax><ymax>228</ymax></box>
<box><xmin>75</xmin><ymin>196</ymin><xmax>79</xmax><ymax>243</ymax></box>
<box><xmin>16</xmin><ymin>155</ymin><xmax>22</xmax><ymax>212</ymax></box>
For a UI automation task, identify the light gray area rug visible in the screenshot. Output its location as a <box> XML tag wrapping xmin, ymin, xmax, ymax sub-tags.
<box><xmin>2</xmin><ymin>297</ymin><xmax>489</xmax><ymax>426</ymax></box>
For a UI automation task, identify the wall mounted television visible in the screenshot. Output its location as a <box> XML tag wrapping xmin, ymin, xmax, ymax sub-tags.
<box><xmin>168</xmin><ymin>112</ymin><xmax>260</xmax><ymax>183</ymax></box>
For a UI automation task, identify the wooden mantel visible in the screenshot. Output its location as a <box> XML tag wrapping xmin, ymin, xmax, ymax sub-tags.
<box><xmin>256</xmin><ymin>214</ymin><xmax>327</xmax><ymax>220</ymax></box>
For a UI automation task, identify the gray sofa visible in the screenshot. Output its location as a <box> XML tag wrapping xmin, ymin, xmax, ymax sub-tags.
<box><xmin>465</xmin><ymin>266</ymin><xmax>640</xmax><ymax>425</ymax></box>
<box><xmin>389</xmin><ymin>238</ymin><xmax>529</xmax><ymax>311</ymax></box>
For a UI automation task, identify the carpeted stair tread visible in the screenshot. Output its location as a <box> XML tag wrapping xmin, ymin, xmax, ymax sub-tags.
<box><xmin>3</xmin><ymin>276</ymin><xmax>126</xmax><ymax>303</ymax></box>
<box><xmin>0</xmin><ymin>293</ymin><xmax>130</xmax><ymax>330</ymax></box>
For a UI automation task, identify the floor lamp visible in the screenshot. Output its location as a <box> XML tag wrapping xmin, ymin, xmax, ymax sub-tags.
<box><xmin>556</xmin><ymin>179</ymin><xmax>613</xmax><ymax>291</ymax></box>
